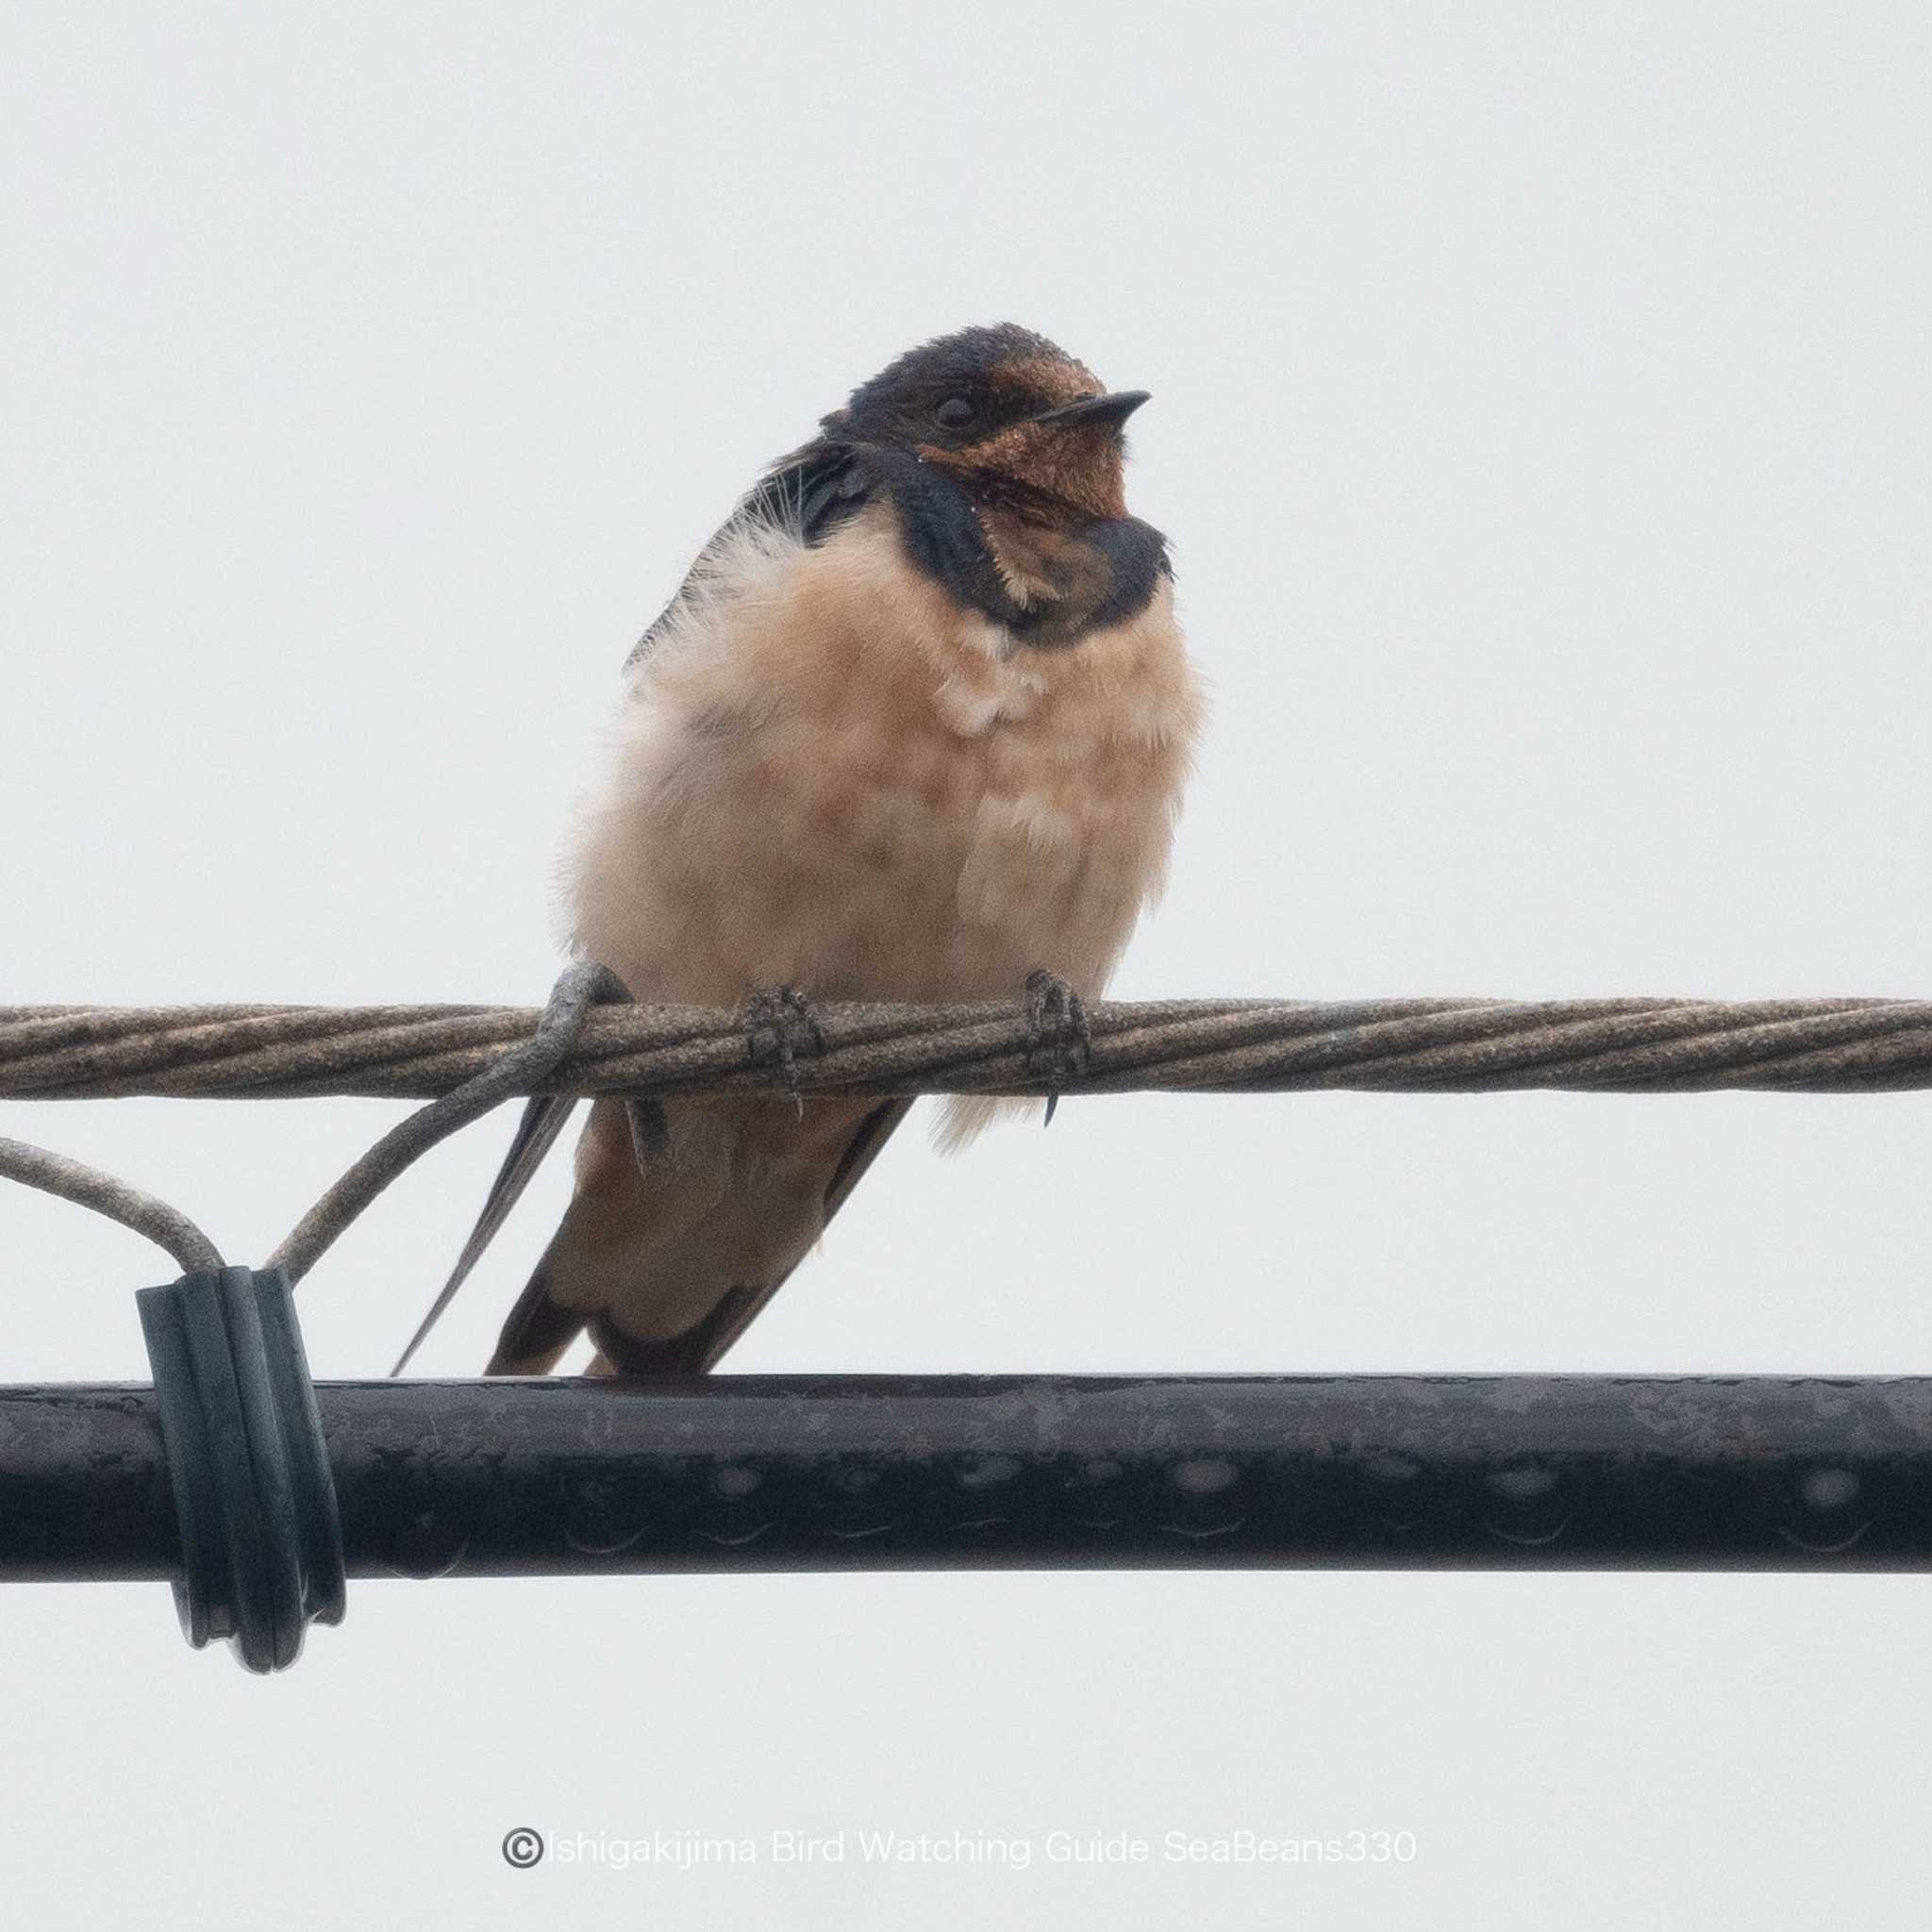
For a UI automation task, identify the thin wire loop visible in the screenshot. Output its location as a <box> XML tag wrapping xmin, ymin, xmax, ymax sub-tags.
<box><xmin>0</xmin><ymin>1133</ymin><xmax>223</xmax><ymax>1274</ymax></box>
<box><xmin>267</xmin><ymin>962</ymin><xmax>627</xmax><ymax>1287</ymax></box>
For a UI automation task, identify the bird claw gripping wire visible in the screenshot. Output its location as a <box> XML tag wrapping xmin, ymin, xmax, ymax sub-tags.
<box><xmin>1023</xmin><ymin>971</ymin><xmax>1091</xmax><ymax>1126</ymax></box>
<box><xmin>742</xmin><ymin>985</ymin><xmax>825</xmax><ymax>1118</ymax></box>
<box><xmin>625</xmin><ymin>1094</ymin><xmax>671</xmax><ymax>1165</ymax></box>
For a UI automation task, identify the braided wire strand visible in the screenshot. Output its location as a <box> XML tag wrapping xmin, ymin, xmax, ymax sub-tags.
<box><xmin>6</xmin><ymin>995</ymin><xmax>1932</xmax><ymax>1101</ymax></box>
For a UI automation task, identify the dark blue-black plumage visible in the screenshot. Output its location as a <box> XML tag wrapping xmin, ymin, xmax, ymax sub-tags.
<box><xmin>635</xmin><ymin>325</ymin><xmax>1169</xmax><ymax>662</ymax></box>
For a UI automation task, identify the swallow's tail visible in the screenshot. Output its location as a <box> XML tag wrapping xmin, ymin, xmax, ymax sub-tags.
<box><xmin>486</xmin><ymin>1092</ymin><xmax>912</xmax><ymax>1377</ymax></box>
<box><xmin>389</xmin><ymin>1092</ymin><xmax>580</xmax><ymax>1375</ymax></box>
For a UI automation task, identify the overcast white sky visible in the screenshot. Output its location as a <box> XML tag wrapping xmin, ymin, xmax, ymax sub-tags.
<box><xmin>3</xmin><ymin>4</ymin><xmax>1930</xmax><ymax>1925</ymax></box>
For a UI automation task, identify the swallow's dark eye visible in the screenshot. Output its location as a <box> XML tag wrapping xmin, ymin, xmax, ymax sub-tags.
<box><xmin>934</xmin><ymin>396</ymin><xmax>977</xmax><ymax>430</ymax></box>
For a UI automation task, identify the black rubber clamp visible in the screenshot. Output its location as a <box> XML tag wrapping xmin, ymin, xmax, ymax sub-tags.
<box><xmin>136</xmin><ymin>1265</ymin><xmax>346</xmax><ymax>1673</ymax></box>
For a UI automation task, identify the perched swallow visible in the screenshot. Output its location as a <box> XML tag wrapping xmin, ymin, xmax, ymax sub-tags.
<box><xmin>401</xmin><ymin>323</ymin><xmax>1201</xmax><ymax>1376</ymax></box>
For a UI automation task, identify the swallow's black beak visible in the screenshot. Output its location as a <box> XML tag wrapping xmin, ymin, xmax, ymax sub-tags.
<box><xmin>1031</xmin><ymin>389</ymin><xmax>1151</xmax><ymax>434</ymax></box>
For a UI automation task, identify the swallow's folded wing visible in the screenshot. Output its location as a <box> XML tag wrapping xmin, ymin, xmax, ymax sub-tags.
<box><xmin>627</xmin><ymin>441</ymin><xmax>873</xmax><ymax>668</ymax></box>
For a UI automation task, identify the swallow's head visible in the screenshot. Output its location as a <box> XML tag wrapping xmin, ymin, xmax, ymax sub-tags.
<box><xmin>824</xmin><ymin>324</ymin><xmax>1149</xmax><ymax>524</ymax></box>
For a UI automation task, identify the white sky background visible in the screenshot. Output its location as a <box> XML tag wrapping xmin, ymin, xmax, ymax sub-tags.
<box><xmin>3</xmin><ymin>4</ymin><xmax>1929</xmax><ymax>1924</ymax></box>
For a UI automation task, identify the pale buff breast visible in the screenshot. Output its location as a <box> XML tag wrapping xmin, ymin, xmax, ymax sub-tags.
<box><xmin>568</xmin><ymin>501</ymin><xmax>1202</xmax><ymax>1012</ymax></box>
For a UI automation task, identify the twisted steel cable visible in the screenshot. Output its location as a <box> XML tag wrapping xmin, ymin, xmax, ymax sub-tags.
<box><xmin>0</xmin><ymin>967</ymin><xmax>630</xmax><ymax>1285</ymax></box>
<box><xmin>6</xmin><ymin>994</ymin><xmax>1932</xmax><ymax>1100</ymax></box>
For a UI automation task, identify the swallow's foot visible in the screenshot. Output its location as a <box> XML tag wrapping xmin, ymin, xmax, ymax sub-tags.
<box><xmin>743</xmin><ymin>985</ymin><xmax>825</xmax><ymax>1116</ymax></box>
<box><xmin>1023</xmin><ymin>970</ymin><xmax>1091</xmax><ymax>1127</ymax></box>
<box><xmin>624</xmin><ymin>1095</ymin><xmax>670</xmax><ymax>1167</ymax></box>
